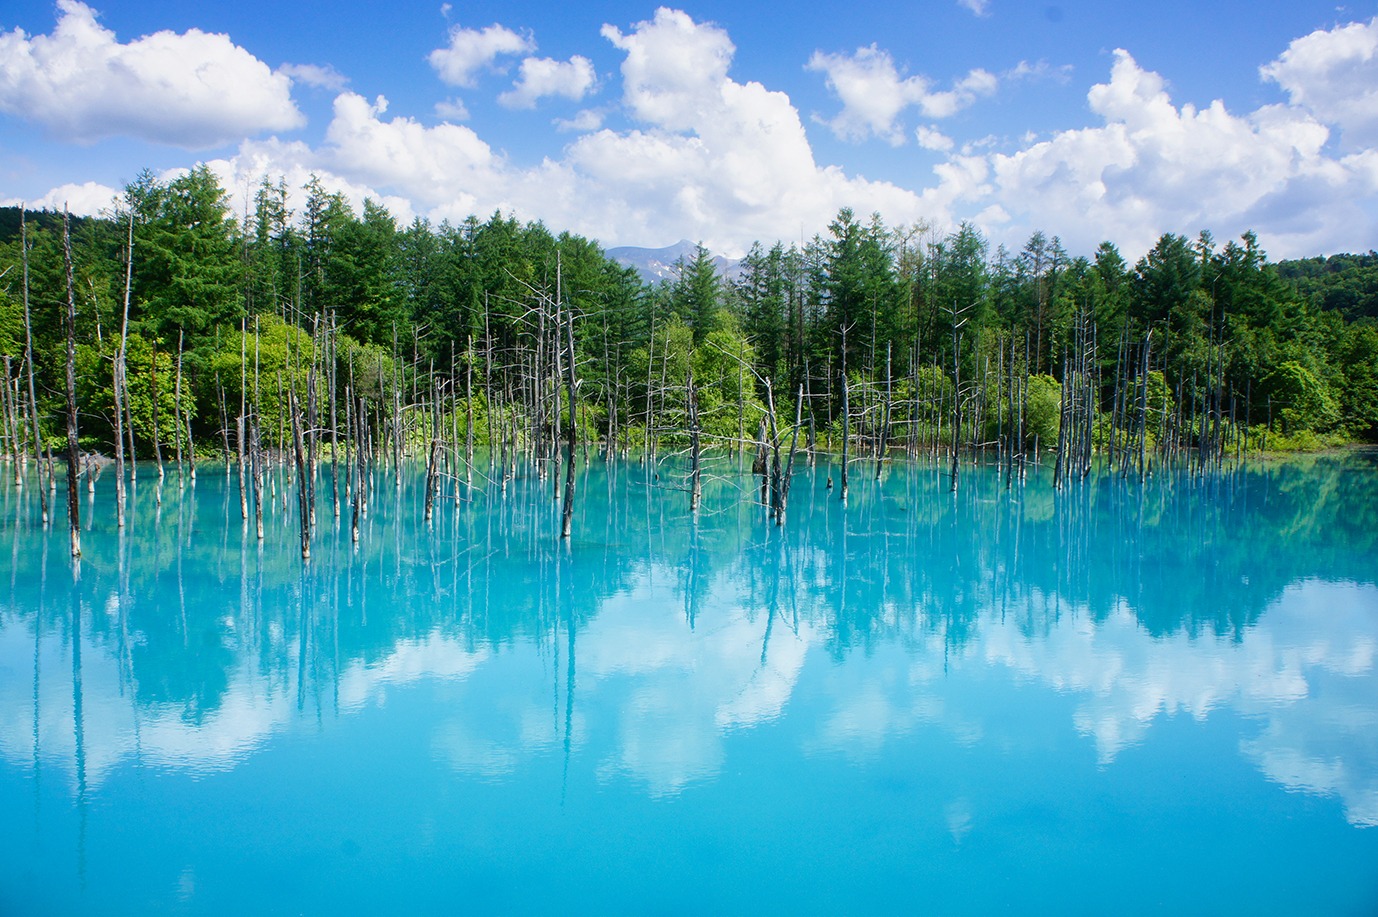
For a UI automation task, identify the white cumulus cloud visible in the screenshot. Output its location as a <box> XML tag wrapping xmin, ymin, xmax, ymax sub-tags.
<box><xmin>979</xmin><ymin>49</ymin><xmax>1359</xmax><ymax>257</ymax></box>
<box><xmin>428</xmin><ymin>23</ymin><xmax>534</xmax><ymax>88</ymax></box>
<box><xmin>1</xmin><ymin>180</ymin><xmax>119</xmax><ymax>216</ymax></box>
<box><xmin>601</xmin><ymin>8</ymin><xmax>735</xmax><ymax>132</ymax></box>
<box><xmin>915</xmin><ymin>125</ymin><xmax>956</xmax><ymax>152</ymax></box>
<box><xmin>499</xmin><ymin>55</ymin><xmax>597</xmax><ymax>109</ymax></box>
<box><xmin>0</xmin><ymin>0</ymin><xmax>303</xmax><ymax>148</ymax></box>
<box><xmin>807</xmin><ymin>44</ymin><xmax>997</xmax><ymax>144</ymax></box>
<box><xmin>1261</xmin><ymin>16</ymin><xmax>1378</xmax><ymax>148</ymax></box>
<box><xmin>20</xmin><ymin>7</ymin><xmax>1378</xmax><ymax>262</ymax></box>
<box><xmin>319</xmin><ymin>92</ymin><xmax>502</xmax><ymax>217</ymax></box>
<box><xmin>574</xmin><ymin>8</ymin><xmax>931</xmax><ymax>251</ymax></box>
<box><xmin>150</xmin><ymin>9</ymin><xmax>972</xmax><ymax>255</ymax></box>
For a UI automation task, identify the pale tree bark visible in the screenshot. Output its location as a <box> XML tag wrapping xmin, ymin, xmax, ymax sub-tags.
<box><xmin>61</xmin><ymin>208</ymin><xmax>80</xmax><ymax>558</ymax></box>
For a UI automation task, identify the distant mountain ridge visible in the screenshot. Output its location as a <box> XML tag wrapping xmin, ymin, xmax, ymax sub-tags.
<box><xmin>606</xmin><ymin>240</ymin><xmax>743</xmax><ymax>286</ymax></box>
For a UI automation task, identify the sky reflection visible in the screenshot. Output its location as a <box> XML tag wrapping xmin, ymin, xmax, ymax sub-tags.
<box><xmin>1</xmin><ymin>454</ymin><xmax>1375</xmax><ymax>832</ymax></box>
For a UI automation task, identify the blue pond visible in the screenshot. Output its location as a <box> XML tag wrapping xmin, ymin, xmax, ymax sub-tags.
<box><xmin>2</xmin><ymin>452</ymin><xmax>1377</xmax><ymax>914</ymax></box>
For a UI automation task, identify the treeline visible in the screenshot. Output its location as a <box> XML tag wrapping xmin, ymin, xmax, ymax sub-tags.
<box><xmin>2</xmin><ymin>165</ymin><xmax>1377</xmax><ymax>487</ymax></box>
<box><xmin>1277</xmin><ymin>251</ymin><xmax>1378</xmax><ymax>322</ymax></box>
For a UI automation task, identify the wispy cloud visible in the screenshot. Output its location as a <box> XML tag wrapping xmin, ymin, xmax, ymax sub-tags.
<box><xmin>279</xmin><ymin>62</ymin><xmax>348</xmax><ymax>92</ymax></box>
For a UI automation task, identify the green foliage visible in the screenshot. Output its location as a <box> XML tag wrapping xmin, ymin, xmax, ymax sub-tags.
<box><xmin>206</xmin><ymin>315</ymin><xmax>310</xmax><ymax>445</ymax></box>
<box><xmin>1279</xmin><ymin>250</ymin><xmax>1378</xmax><ymax>321</ymax></box>
<box><xmin>1025</xmin><ymin>374</ymin><xmax>1061</xmax><ymax>448</ymax></box>
<box><xmin>6</xmin><ymin>183</ymin><xmax>1378</xmax><ymax>458</ymax></box>
<box><xmin>76</xmin><ymin>332</ymin><xmax>181</xmax><ymax>455</ymax></box>
<box><xmin>0</xmin><ymin>285</ymin><xmax>23</xmax><ymax>357</ymax></box>
<box><xmin>693</xmin><ymin>317</ymin><xmax>767</xmax><ymax>439</ymax></box>
<box><xmin>669</xmin><ymin>243</ymin><xmax>723</xmax><ymax>344</ymax></box>
<box><xmin>127</xmin><ymin>165</ymin><xmax>242</xmax><ymax>336</ymax></box>
<box><xmin>205</xmin><ymin>314</ymin><xmax>394</xmax><ymax>448</ymax></box>
<box><xmin>1144</xmin><ymin>370</ymin><xmax>1172</xmax><ymax>434</ymax></box>
<box><xmin>1336</xmin><ymin>323</ymin><xmax>1378</xmax><ymax>439</ymax></box>
<box><xmin>1261</xmin><ymin>360</ymin><xmax>1340</xmax><ymax>434</ymax></box>
<box><xmin>318</xmin><ymin>198</ymin><xmax>406</xmax><ymax>347</ymax></box>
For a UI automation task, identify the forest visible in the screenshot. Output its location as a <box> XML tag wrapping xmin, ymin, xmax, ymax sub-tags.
<box><xmin>2</xmin><ymin>165</ymin><xmax>1377</xmax><ymax>534</ymax></box>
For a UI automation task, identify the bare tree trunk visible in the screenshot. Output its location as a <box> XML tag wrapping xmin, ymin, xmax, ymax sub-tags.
<box><xmin>174</xmin><ymin>330</ymin><xmax>185</xmax><ymax>483</ymax></box>
<box><xmin>736</xmin><ymin>348</ymin><xmax>745</xmax><ymax>463</ymax></box>
<box><xmin>765</xmin><ymin>378</ymin><xmax>780</xmax><ymax>516</ymax></box>
<box><xmin>62</xmin><ymin>209</ymin><xmax>81</xmax><ymax>558</ymax></box>
<box><xmin>305</xmin><ymin>312</ymin><xmax>321</xmax><ymax>530</ymax></box>
<box><xmin>1054</xmin><ymin>350</ymin><xmax>1069</xmax><ymax>489</ymax></box>
<box><xmin>688</xmin><ymin>368</ymin><xmax>701</xmax><ymax>514</ymax></box>
<box><xmin>876</xmin><ymin>342</ymin><xmax>892</xmax><ymax>480</ymax></box>
<box><xmin>423</xmin><ymin>365</ymin><xmax>440</xmax><ymax>525</ymax></box>
<box><xmin>392</xmin><ymin>325</ymin><xmax>403</xmax><ymax>491</ymax></box>
<box><xmin>839</xmin><ymin>326</ymin><xmax>850</xmax><ymax>504</ymax></box>
<box><xmin>111</xmin><ymin>211</ymin><xmax>133</xmax><ymax>525</ymax></box>
<box><xmin>560</xmin><ymin>270</ymin><xmax>578</xmax><ymax>540</ymax></box>
<box><xmin>185</xmin><ymin>361</ymin><xmax>196</xmax><ymax>483</ymax></box>
<box><xmin>754</xmin><ymin>418</ymin><xmax>769</xmax><ymax>504</ymax></box>
<box><xmin>2</xmin><ymin>361</ymin><xmax>18</xmax><ymax>477</ymax></box>
<box><xmin>288</xmin><ymin>380</ymin><xmax>311</xmax><ymax>561</ymax></box>
<box><xmin>775</xmin><ymin>385</ymin><xmax>804</xmax><ymax>527</ymax></box>
<box><xmin>237</xmin><ymin>318</ymin><xmax>248</xmax><ymax>520</ymax></box>
<box><xmin>949</xmin><ymin>311</ymin><xmax>961</xmax><ymax>495</ymax></box>
<box><xmin>151</xmin><ymin>338</ymin><xmax>164</xmax><ymax>493</ymax></box>
<box><xmin>346</xmin><ymin>381</ymin><xmax>357</xmax><ymax>541</ymax></box>
<box><xmin>1137</xmin><ymin>332</ymin><xmax>1151</xmax><ymax>482</ymax></box>
<box><xmin>329</xmin><ymin>311</ymin><xmax>340</xmax><ymax>518</ymax></box>
<box><xmin>644</xmin><ymin>311</ymin><xmax>655</xmax><ymax>459</ymax></box>
<box><xmin>465</xmin><ymin>336</ymin><xmax>474</xmax><ymax>492</ymax></box>
<box><xmin>20</xmin><ymin>206</ymin><xmax>51</xmax><ymax>525</ymax></box>
<box><xmin>350</xmin><ymin>379</ymin><xmax>363</xmax><ymax>543</ymax></box>
<box><xmin>253</xmin><ymin>315</ymin><xmax>263</xmax><ymax>539</ymax></box>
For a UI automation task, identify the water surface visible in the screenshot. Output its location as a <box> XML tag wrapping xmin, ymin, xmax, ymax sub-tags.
<box><xmin>2</xmin><ymin>453</ymin><xmax>1377</xmax><ymax>914</ymax></box>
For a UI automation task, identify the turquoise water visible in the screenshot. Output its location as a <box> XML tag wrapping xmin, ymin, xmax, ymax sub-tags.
<box><xmin>2</xmin><ymin>452</ymin><xmax>1377</xmax><ymax>914</ymax></box>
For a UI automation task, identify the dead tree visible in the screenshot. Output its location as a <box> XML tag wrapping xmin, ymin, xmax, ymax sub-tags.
<box><xmin>110</xmin><ymin>211</ymin><xmax>134</xmax><ymax>525</ymax></box>
<box><xmin>876</xmin><ymin>342</ymin><xmax>892</xmax><ymax>480</ymax></box>
<box><xmin>688</xmin><ymin>368</ymin><xmax>701</xmax><ymax>513</ymax></box>
<box><xmin>61</xmin><ymin>209</ymin><xmax>80</xmax><ymax>558</ymax></box>
<box><xmin>839</xmin><ymin>324</ymin><xmax>851</xmax><ymax>504</ymax></box>
<box><xmin>20</xmin><ymin>207</ymin><xmax>50</xmax><ymax>525</ymax></box>
<box><xmin>560</xmin><ymin>267</ymin><xmax>578</xmax><ymax>540</ymax></box>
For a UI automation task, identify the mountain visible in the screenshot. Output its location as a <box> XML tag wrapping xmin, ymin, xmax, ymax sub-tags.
<box><xmin>606</xmin><ymin>240</ymin><xmax>743</xmax><ymax>286</ymax></box>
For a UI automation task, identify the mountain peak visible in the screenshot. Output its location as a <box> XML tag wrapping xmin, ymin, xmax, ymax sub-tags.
<box><xmin>606</xmin><ymin>240</ymin><xmax>742</xmax><ymax>286</ymax></box>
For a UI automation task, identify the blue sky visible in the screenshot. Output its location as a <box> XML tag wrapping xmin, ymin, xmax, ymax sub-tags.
<box><xmin>2</xmin><ymin>0</ymin><xmax>1376</xmax><ymax>260</ymax></box>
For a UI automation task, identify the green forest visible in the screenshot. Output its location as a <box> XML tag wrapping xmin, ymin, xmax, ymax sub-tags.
<box><xmin>3</xmin><ymin>164</ymin><xmax>1377</xmax><ymax>487</ymax></box>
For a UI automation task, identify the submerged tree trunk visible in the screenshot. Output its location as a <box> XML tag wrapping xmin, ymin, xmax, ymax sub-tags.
<box><xmin>288</xmin><ymin>384</ymin><xmax>311</xmax><ymax>561</ymax></box>
<box><xmin>62</xmin><ymin>209</ymin><xmax>80</xmax><ymax>558</ymax></box>
<box><xmin>839</xmin><ymin>326</ymin><xmax>850</xmax><ymax>504</ymax></box>
<box><xmin>775</xmin><ymin>385</ymin><xmax>804</xmax><ymax>527</ymax></box>
<box><xmin>237</xmin><ymin>318</ymin><xmax>249</xmax><ymax>521</ymax></box>
<box><xmin>329</xmin><ymin>312</ymin><xmax>340</xmax><ymax>518</ymax></box>
<box><xmin>20</xmin><ymin>206</ymin><xmax>50</xmax><ymax>525</ymax></box>
<box><xmin>876</xmin><ymin>343</ymin><xmax>892</xmax><ymax>481</ymax></box>
<box><xmin>173</xmin><ymin>330</ymin><xmax>185</xmax><ymax>482</ymax></box>
<box><xmin>949</xmin><ymin>309</ymin><xmax>963</xmax><ymax>495</ymax></box>
<box><xmin>113</xmin><ymin>211</ymin><xmax>133</xmax><ymax>526</ymax></box>
<box><xmin>688</xmin><ymin>369</ymin><xmax>701</xmax><ymax>514</ymax></box>
<box><xmin>560</xmin><ymin>272</ymin><xmax>578</xmax><ymax>541</ymax></box>
<box><xmin>150</xmin><ymin>339</ymin><xmax>164</xmax><ymax>493</ymax></box>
